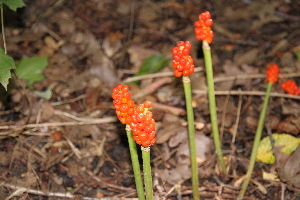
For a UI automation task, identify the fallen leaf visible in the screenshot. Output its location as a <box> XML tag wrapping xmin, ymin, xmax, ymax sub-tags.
<box><xmin>277</xmin><ymin>116</ymin><xmax>300</xmax><ymax>135</ymax></box>
<box><xmin>176</xmin><ymin>131</ymin><xmax>213</xmax><ymax>165</ymax></box>
<box><xmin>256</xmin><ymin>133</ymin><xmax>300</xmax><ymax>164</ymax></box>
<box><xmin>277</xmin><ymin>145</ymin><xmax>300</xmax><ymax>192</ymax></box>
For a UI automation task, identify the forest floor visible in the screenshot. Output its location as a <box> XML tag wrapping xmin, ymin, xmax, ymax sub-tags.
<box><xmin>1</xmin><ymin>0</ymin><xmax>300</xmax><ymax>199</ymax></box>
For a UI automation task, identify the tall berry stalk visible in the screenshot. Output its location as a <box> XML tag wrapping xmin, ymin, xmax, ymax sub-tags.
<box><xmin>237</xmin><ymin>64</ymin><xmax>280</xmax><ymax>199</ymax></box>
<box><xmin>112</xmin><ymin>85</ymin><xmax>145</xmax><ymax>200</ymax></box>
<box><xmin>172</xmin><ymin>41</ymin><xmax>199</xmax><ymax>200</ymax></box>
<box><xmin>194</xmin><ymin>11</ymin><xmax>226</xmax><ymax>173</ymax></box>
<box><xmin>130</xmin><ymin>102</ymin><xmax>155</xmax><ymax>200</ymax></box>
<box><xmin>112</xmin><ymin>85</ymin><xmax>156</xmax><ymax>200</ymax></box>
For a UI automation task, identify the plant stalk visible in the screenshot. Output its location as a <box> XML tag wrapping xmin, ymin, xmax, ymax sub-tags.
<box><xmin>125</xmin><ymin>124</ymin><xmax>145</xmax><ymax>200</ymax></box>
<box><xmin>1</xmin><ymin>3</ymin><xmax>7</xmax><ymax>54</ymax></box>
<box><xmin>183</xmin><ymin>76</ymin><xmax>200</xmax><ymax>200</ymax></box>
<box><xmin>141</xmin><ymin>147</ymin><xmax>154</xmax><ymax>200</ymax></box>
<box><xmin>202</xmin><ymin>41</ymin><xmax>226</xmax><ymax>173</ymax></box>
<box><xmin>237</xmin><ymin>82</ymin><xmax>273</xmax><ymax>199</ymax></box>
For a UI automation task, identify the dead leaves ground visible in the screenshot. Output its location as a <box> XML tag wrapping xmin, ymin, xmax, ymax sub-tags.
<box><xmin>1</xmin><ymin>0</ymin><xmax>300</xmax><ymax>199</ymax></box>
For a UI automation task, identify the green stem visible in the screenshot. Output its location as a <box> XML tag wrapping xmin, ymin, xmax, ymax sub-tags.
<box><xmin>202</xmin><ymin>41</ymin><xmax>226</xmax><ymax>173</ymax></box>
<box><xmin>125</xmin><ymin>125</ymin><xmax>145</xmax><ymax>200</ymax></box>
<box><xmin>183</xmin><ymin>76</ymin><xmax>200</xmax><ymax>200</ymax></box>
<box><xmin>1</xmin><ymin>3</ymin><xmax>7</xmax><ymax>54</ymax></box>
<box><xmin>141</xmin><ymin>147</ymin><xmax>154</xmax><ymax>200</ymax></box>
<box><xmin>237</xmin><ymin>82</ymin><xmax>273</xmax><ymax>200</ymax></box>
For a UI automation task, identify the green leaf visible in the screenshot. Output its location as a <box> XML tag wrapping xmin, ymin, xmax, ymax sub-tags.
<box><xmin>134</xmin><ymin>53</ymin><xmax>169</xmax><ymax>77</ymax></box>
<box><xmin>34</xmin><ymin>88</ymin><xmax>52</xmax><ymax>100</ymax></box>
<box><xmin>256</xmin><ymin>133</ymin><xmax>300</xmax><ymax>164</ymax></box>
<box><xmin>1</xmin><ymin>0</ymin><xmax>25</xmax><ymax>11</ymax></box>
<box><xmin>294</xmin><ymin>51</ymin><xmax>300</xmax><ymax>62</ymax></box>
<box><xmin>16</xmin><ymin>56</ymin><xmax>48</xmax><ymax>89</ymax></box>
<box><xmin>0</xmin><ymin>48</ymin><xmax>16</xmax><ymax>90</ymax></box>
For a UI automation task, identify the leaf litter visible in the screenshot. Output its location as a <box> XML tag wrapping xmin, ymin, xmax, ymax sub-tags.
<box><xmin>1</xmin><ymin>0</ymin><xmax>300</xmax><ymax>199</ymax></box>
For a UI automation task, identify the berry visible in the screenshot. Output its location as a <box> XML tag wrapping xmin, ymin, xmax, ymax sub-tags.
<box><xmin>281</xmin><ymin>79</ymin><xmax>300</xmax><ymax>95</ymax></box>
<box><xmin>194</xmin><ymin>11</ymin><xmax>214</xmax><ymax>44</ymax></box>
<box><xmin>172</xmin><ymin>41</ymin><xmax>194</xmax><ymax>77</ymax></box>
<box><xmin>112</xmin><ymin>85</ymin><xmax>156</xmax><ymax>147</ymax></box>
<box><xmin>266</xmin><ymin>64</ymin><xmax>280</xmax><ymax>84</ymax></box>
<box><xmin>112</xmin><ymin>84</ymin><xmax>135</xmax><ymax>124</ymax></box>
<box><xmin>129</xmin><ymin>102</ymin><xmax>156</xmax><ymax>147</ymax></box>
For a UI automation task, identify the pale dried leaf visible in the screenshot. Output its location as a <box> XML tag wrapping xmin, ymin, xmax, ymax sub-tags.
<box><xmin>157</xmin><ymin>164</ymin><xmax>191</xmax><ymax>185</ymax></box>
<box><xmin>234</xmin><ymin>48</ymin><xmax>259</xmax><ymax>66</ymax></box>
<box><xmin>176</xmin><ymin>131</ymin><xmax>213</xmax><ymax>165</ymax></box>
<box><xmin>89</xmin><ymin>53</ymin><xmax>119</xmax><ymax>88</ymax></box>
<box><xmin>127</xmin><ymin>46</ymin><xmax>158</xmax><ymax>72</ymax></box>
<box><xmin>102</xmin><ymin>33</ymin><xmax>122</xmax><ymax>57</ymax></box>
<box><xmin>277</xmin><ymin>146</ymin><xmax>300</xmax><ymax>192</ymax></box>
<box><xmin>276</xmin><ymin>116</ymin><xmax>300</xmax><ymax>135</ymax></box>
<box><xmin>156</xmin><ymin>124</ymin><xmax>182</xmax><ymax>144</ymax></box>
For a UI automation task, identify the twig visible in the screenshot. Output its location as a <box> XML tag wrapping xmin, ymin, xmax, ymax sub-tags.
<box><xmin>232</xmin><ymin>90</ymin><xmax>242</xmax><ymax>144</ymax></box>
<box><xmin>51</xmin><ymin>94</ymin><xmax>86</xmax><ymax>106</ymax></box>
<box><xmin>0</xmin><ymin>116</ymin><xmax>117</xmax><ymax>130</ymax></box>
<box><xmin>220</xmin><ymin>93</ymin><xmax>230</xmax><ymax>140</ymax></box>
<box><xmin>214</xmin><ymin>72</ymin><xmax>300</xmax><ymax>83</ymax></box>
<box><xmin>84</xmin><ymin>169</ymin><xmax>136</xmax><ymax>193</ymax></box>
<box><xmin>122</xmin><ymin>67</ymin><xmax>203</xmax><ymax>84</ymax></box>
<box><xmin>152</xmin><ymin>102</ymin><xmax>186</xmax><ymax>116</ymax></box>
<box><xmin>193</xmin><ymin>90</ymin><xmax>300</xmax><ymax>100</ymax></box>
<box><xmin>123</xmin><ymin>71</ymin><xmax>300</xmax><ymax>85</ymax></box>
<box><xmin>1</xmin><ymin>3</ymin><xmax>7</xmax><ymax>54</ymax></box>
<box><xmin>0</xmin><ymin>182</ymin><xmax>137</xmax><ymax>200</ymax></box>
<box><xmin>132</xmin><ymin>77</ymin><xmax>173</xmax><ymax>99</ymax></box>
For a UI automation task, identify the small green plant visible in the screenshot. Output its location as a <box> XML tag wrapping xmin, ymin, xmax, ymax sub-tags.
<box><xmin>0</xmin><ymin>48</ymin><xmax>16</xmax><ymax>90</ymax></box>
<box><xmin>0</xmin><ymin>0</ymin><xmax>25</xmax><ymax>90</ymax></box>
<box><xmin>0</xmin><ymin>0</ymin><xmax>49</xmax><ymax>97</ymax></box>
<box><xmin>134</xmin><ymin>53</ymin><xmax>169</xmax><ymax>77</ymax></box>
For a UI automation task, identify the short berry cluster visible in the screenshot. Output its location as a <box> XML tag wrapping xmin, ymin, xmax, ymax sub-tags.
<box><xmin>266</xmin><ymin>64</ymin><xmax>280</xmax><ymax>84</ymax></box>
<box><xmin>112</xmin><ymin>85</ymin><xmax>156</xmax><ymax>147</ymax></box>
<box><xmin>130</xmin><ymin>101</ymin><xmax>156</xmax><ymax>147</ymax></box>
<box><xmin>194</xmin><ymin>11</ymin><xmax>214</xmax><ymax>44</ymax></box>
<box><xmin>172</xmin><ymin>41</ymin><xmax>195</xmax><ymax>77</ymax></box>
<box><xmin>281</xmin><ymin>79</ymin><xmax>300</xmax><ymax>95</ymax></box>
<box><xmin>112</xmin><ymin>84</ymin><xmax>135</xmax><ymax>124</ymax></box>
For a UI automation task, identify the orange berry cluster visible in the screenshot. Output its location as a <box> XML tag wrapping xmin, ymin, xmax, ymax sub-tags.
<box><xmin>172</xmin><ymin>41</ymin><xmax>195</xmax><ymax>77</ymax></box>
<box><xmin>130</xmin><ymin>101</ymin><xmax>156</xmax><ymax>147</ymax></box>
<box><xmin>194</xmin><ymin>11</ymin><xmax>214</xmax><ymax>44</ymax></box>
<box><xmin>281</xmin><ymin>79</ymin><xmax>300</xmax><ymax>95</ymax></box>
<box><xmin>112</xmin><ymin>84</ymin><xmax>156</xmax><ymax>147</ymax></box>
<box><xmin>266</xmin><ymin>64</ymin><xmax>280</xmax><ymax>84</ymax></box>
<box><xmin>112</xmin><ymin>84</ymin><xmax>135</xmax><ymax>124</ymax></box>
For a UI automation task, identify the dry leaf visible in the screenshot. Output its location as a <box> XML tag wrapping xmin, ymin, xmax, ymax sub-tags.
<box><xmin>277</xmin><ymin>146</ymin><xmax>300</xmax><ymax>192</ymax></box>
<box><xmin>234</xmin><ymin>48</ymin><xmax>259</xmax><ymax>66</ymax></box>
<box><xmin>127</xmin><ymin>46</ymin><xmax>159</xmax><ymax>72</ymax></box>
<box><xmin>157</xmin><ymin>164</ymin><xmax>191</xmax><ymax>185</ymax></box>
<box><xmin>216</xmin><ymin>61</ymin><xmax>259</xmax><ymax>90</ymax></box>
<box><xmin>277</xmin><ymin>116</ymin><xmax>300</xmax><ymax>135</ymax></box>
<box><xmin>176</xmin><ymin>131</ymin><xmax>213</xmax><ymax>165</ymax></box>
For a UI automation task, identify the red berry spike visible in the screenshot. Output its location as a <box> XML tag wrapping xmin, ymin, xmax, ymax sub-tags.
<box><xmin>130</xmin><ymin>102</ymin><xmax>156</xmax><ymax>147</ymax></box>
<box><xmin>194</xmin><ymin>11</ymin><xmax>214</xmax><ymax>44</ymax></box>
<box><xmin>172</xmin><ymin>41</ymin><xmax>195</xmax><ymax>77</ymax></box>
<box><xmin>266</xmin><ymin>64</ymin><xmax>280</xmax><ymax>84</ymax></box>
<box><xmin>112</xmin><ymin>84</ymin><xmax>135</xmax><ymax>124</ymax></box>
<box><xmin>281</xmin><ymin>79</ymin><xmax>300</xmax><ymax>95</ymax></box>
<box><xmin>113</xmin><ymin>85</ymin><xmax>156</xmax><ymax>147</ymax></box>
